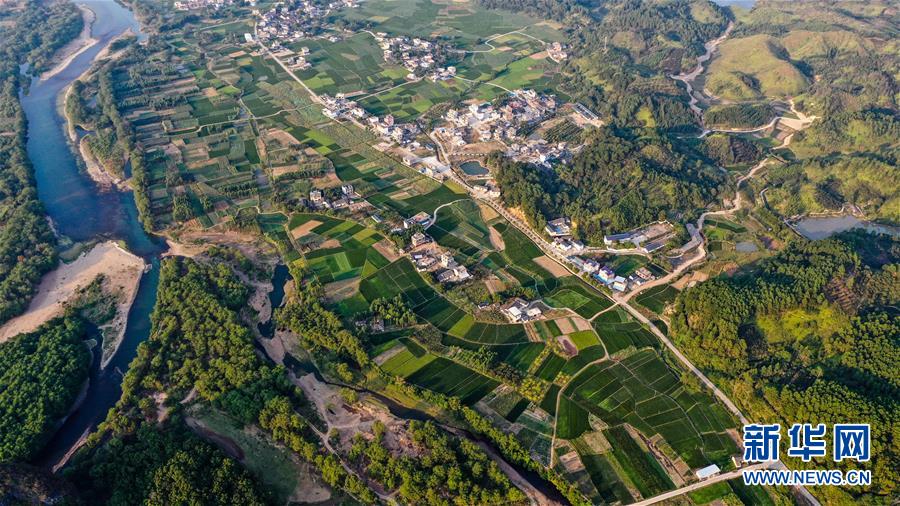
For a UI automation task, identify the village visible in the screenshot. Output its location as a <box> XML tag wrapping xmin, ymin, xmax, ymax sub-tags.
<box><xmin>254</xmin><ymin>0</ymin><xmax>361</xmax><ymax>70</ymax></box>
<box><xmin>434</xmin><ymin>90</ymin><xmax>575</xmax><ymax>168</ymax></box>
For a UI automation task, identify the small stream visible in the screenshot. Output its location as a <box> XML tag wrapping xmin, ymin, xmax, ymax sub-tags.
<box><xmin>256</xmin><ymin>329</ymin><xmax>566</xmax><ymax>503</ymax></box>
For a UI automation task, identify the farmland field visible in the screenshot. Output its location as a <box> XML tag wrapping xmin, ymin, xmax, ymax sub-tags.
<box><xmin>429</xmin><ymin>200</ymin><xmax>494</xmax><ymax>253</ymax></box>
<box><xmin>406</xmin><ymin>357</ymin><xmax>499</xmax><ymax>405</ymax></box>
<box><xmin>593</xmin><ymin>317</ymin><xmax>659</xmax><ymax>354</ymax></box>
<box><xmin>604</xmin><ymin>426</ymin><xmax>674</xmax><ymax>497</ymax></box>
<box><xmin>559</xmin><ymin>350</ymin><xmax>737</xmax><ymax>467</ymax></box>
<box><xmin>634</xmin><ymin>284</ymin><xmax>680</xmax><ymax>315</ymax></box>
<box><xmin>545</xmin><ymin>283</ymin><xmax>613</xmax><ymax>318</ymax></box>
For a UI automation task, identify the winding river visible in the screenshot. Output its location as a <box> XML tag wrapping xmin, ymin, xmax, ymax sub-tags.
<box><xmin>21</xmin><ymin>0</ymin><xmax>167</xmax><ymax>468</ymax></box>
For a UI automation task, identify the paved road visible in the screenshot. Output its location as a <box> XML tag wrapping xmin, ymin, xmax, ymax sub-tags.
<box><xmin>255</xmin><ymin>23</ymin><xmax>323</xmax><ymax>105</ymax></box>
<box><xmin>630</xmin><ymin>463</ymin><xmax>772</xmax><ymax>506</ymax></box>
<box><xmin>259</xmin><ymin>21</ymin><xmax>819</xmax><ymax>504</ymax></box>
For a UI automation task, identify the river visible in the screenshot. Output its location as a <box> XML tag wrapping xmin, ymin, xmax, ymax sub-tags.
<box><xmin>21</xmin><ymin>0</ymin><xmax>166</xmax><ymax>468</ymax></box>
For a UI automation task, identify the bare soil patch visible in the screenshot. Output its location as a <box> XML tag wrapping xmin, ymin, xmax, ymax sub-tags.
<box><xmin>290</xmin><ymin>219</ymin><xmax>323</xmax><ymax>240</ymax></box>
<box><xmin>324</xmin><ymin>277</ymin><xmax>360</xmax><ymax>302</ymax></box>
<box><xmin>372</xmin><ymin>239</ymin><xmax>402</xmax><ymax>262</ymax></box>
<box><xmin>573</xmin><ymin>317</ymin><xmax>592</xmax><ymax>331</ymax></box>
<box><xmin>374</xmin><ymin>344</ymin><xmax>405</xmax><ymax>366</ymax></box>
<box><xmin>532</xmin><ymin>255</ymin><xmax>569</xmax><ymax>277</ymax></box>
<box><xmin>671</xmin><ymin>270</ymin><xmax>708</xmax><ymax>290</ymax></box>
<box><xmin>488</xmin><ymin>225</ymin><xmax>506</xmax><ymax>251</ymax></box>
<box><xmin>556</xmin><ymin>336</ymin><xmax>577</xmax><ymax>356</ymax></box>
<box><xmin>555</xmin><ymin>317</ymin><xmax>575</xmax><ymax>335</ymax></box>
<box><xmin>485</xmin><ymin>276</ymin><xmax>505</xmax><ymax>295</ymax></box>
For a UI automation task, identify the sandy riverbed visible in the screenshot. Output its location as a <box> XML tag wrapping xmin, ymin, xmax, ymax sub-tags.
<box><xmin>41</xmin><ymin>5</ymin><xmax>98</xmax><ymax>81</ymax></box>
<box><xmin>0</xmin><ymin>242</ymin><xmax>146</xmax><ymax>367</ymax></box>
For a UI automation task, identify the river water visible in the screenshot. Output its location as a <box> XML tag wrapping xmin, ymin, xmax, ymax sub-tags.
<box><xmin>21</xmin><ymin>0</ymin><xmax>166</xmax><ymax>468</ymax></box>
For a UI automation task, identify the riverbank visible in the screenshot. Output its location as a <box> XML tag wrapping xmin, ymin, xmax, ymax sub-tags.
<box><xmin>41</xmin><ymin>5</ymin><xmax>98</xmax><ymax>82</ymax></box>
<box><xmin>61</xmin><ymin>26</ymin><xmax>136</xmax><ymax>191</ymax></box>
<box><xmin>0</xmin><ymin>242</ymin><xmax>146</xmax><ymax>369</ymax></box>
<box><xmin>78</xmin><ymin>136</ymin><xmax>125</xmax><ymax>191</ymax></box>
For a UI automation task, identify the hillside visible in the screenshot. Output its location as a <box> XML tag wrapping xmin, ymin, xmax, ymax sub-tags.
<box><xmin>705</xmin><ymin>34</ymin><xmax>808</xmax><ymax>101</ymax></box>
<box><xmin>670</xmin><ymin>233</ymin><xmax>899</xmax><ymax>503</ymax></box>
<box><xmin>762</xmin><ymin>153</ymin><xmax>899</xmax><ymax>223</ymax></box>
<box><xmin>710</xmin><ymin>0</ymin><xmax>898</xmax><ymax>116</ymax></box>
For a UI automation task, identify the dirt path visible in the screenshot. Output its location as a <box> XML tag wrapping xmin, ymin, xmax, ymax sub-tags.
<box><xmin>185</xmin><ymin>417</ymin><xmax>245</xmax><ymax>460</ymax></box>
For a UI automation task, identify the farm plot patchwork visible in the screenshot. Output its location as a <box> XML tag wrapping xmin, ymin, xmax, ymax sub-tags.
<box><xmin>592</xmin><ymin>317</ymin><xmax>659</xmax><ymax>355</ymax></box>
<box><xmin>290</xmin><ymin>34</ymin><xmax>407</xmax><ymax>96</ymax></box>
<box><xmin>634</xmin><ymin>284</ymin><xmax>680</xmax><ymax>315</ymax></box>
<box><xmin>290</xmin><ymin>214</ymin><xmax>389</xmax><ymax>283</ymax></box>
<box><xmin>360</xmin><ymin>259</ymin><xmax>530</xmax><ymax>345</ymax></box>
<box><xmin>560</xmin><ymin>349</ymin><xmax>737</xmax><ymax>468</ymax></box>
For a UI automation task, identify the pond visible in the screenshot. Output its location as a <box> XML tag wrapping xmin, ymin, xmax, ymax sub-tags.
<box><xmin>791</xmin><ymin>215</ymin><xmax>900</xmax><ymax>241</ymax></box>
<box><xmin>460</xmin><ymin>160</ymin><xmax>489</xmax><ymax>176</ymax></box>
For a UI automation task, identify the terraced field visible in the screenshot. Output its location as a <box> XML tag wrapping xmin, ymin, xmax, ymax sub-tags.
<box><xmin>560</xmin><ymin>349</ymin><xmax>737</xmax><ymax>467</ymax></box>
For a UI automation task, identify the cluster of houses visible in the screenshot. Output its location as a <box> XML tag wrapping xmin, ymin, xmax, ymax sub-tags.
<box><xmin>402</xmin><ymin>155</ymin><xmax>451</xmax><ymax>181</ymax></box>
<box><xmin>441</xmin><ymin>90</ymin><xmax>558</xmax><ymax>146</ymax></box>
<box><xmin>366</xmin><ymin>114</ymin><xmax>419</xmax><ymax>146</ymax></box>
<box><xmin>472</xmin><ymin>180</ymin><xmax>501</xmax><ymax>199</ymax></box>
<box><xmin>501</xmin><ymin>298</ymin><xmax>544</xmax><ymax>323</ymax></box>
<box><xmin>286</xmin><ymin>46</ymin><xmax>312</xmax><ymax>70</ymax></box>
<box><xmin>308</xmin><ymin>183</ymin><xmax>368</xmax><ymax>211</ymax></box>
<box><xmin>507</xmin><ymin>139</ymin><xmax>572</xmax><ymax>168</ymax></box>
<box><xmin>544</xmin><ymin>218</ymin><xmax>584</xmax><ymax>253</ymax></box>
<box><xmin>567</xmin><ymin>256</ymin><xmax>657</xmax><ymax>292</ymax></box>
<box><xmin>603</xmin><ymin>221</ymin><xmax>676</xmax><ymax>254</ymax></box>
<box><xmin>174</xmin><ymin>0</ymin><xmax>236</xmax><ymax>11</ymax></box>
<box><xmin>411</xmin><ymin>249</ymin><xmax>472</xmax><ymax>284</ymax></box>
<box><xmin>256</xmin><ymin>0</ymin><xmax>357</xmax><ymax>44</ymax></box>
<box><xmin>321</xmin><ymin>96</ymin><xmax>420</xmax><ymax>146</ymax></box>
<box><xmin>546</xmin><ymin>41</ymin><xmax>568</xmax><ymax>63</ymax></box>
<box><xmin>321</xmin><ymin>94</ymin><xmax>367</xmax><ymax>121</ymax></box>
<box><xmin>371</xmin><ymin>33</ymin><xmax>455</xmax><ymax>81</ymax></box>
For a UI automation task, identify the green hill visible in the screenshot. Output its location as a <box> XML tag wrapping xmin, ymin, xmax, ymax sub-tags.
<box><xmin>705</xmin><ymin>34</ymin><xmax>808</xmax><ymax>101</ymax></box>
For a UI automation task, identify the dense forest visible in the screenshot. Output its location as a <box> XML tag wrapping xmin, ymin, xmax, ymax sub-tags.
<box><xmin>0</xmin><ymin>1</ymin><xmax>84</xmax><ymax>323</ymax></box>
<box><xmin>0</xmin><ymin>318</ymin><xmax>90</xmax><ymax>463</ymax></box>
<box><xmin>490</xmin><ymin>126</ymin><xmax>725</xmax><ymax>241</ymax></box>
<box><xmin>66</xmin><ymin>424</ymin><xmax>269</xmax><ymax>505</ymax></box>
<box><xmin>351</xmin><ymin>419</ymin><xmax>525</xmax><ymax>505</ymax></box>
<box><xmin>670</xmin><ymin>232</ymin><xmax>899</xmax><ymax>502</ymax></box>
<box><xmin>701</xmin><ymin>134</ymin><xmax>762</xmax><ymax>167</ymax></box>
<box><xmin>703</xmin><ymin>103</ymin><xmax>774</xmax><ymax>129</ymax></box>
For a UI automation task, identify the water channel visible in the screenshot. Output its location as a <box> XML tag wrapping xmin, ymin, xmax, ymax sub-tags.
<box><xmin>21</xmin><ymin>0</ymin><xmax>166</xmax><ymax>467</ymax></box>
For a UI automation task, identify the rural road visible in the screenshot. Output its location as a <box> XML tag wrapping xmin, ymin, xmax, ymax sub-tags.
<box><xmin>630</xmin><ymin>462</ymin><xmax>772</xmax><ymax>506</ymax></box>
